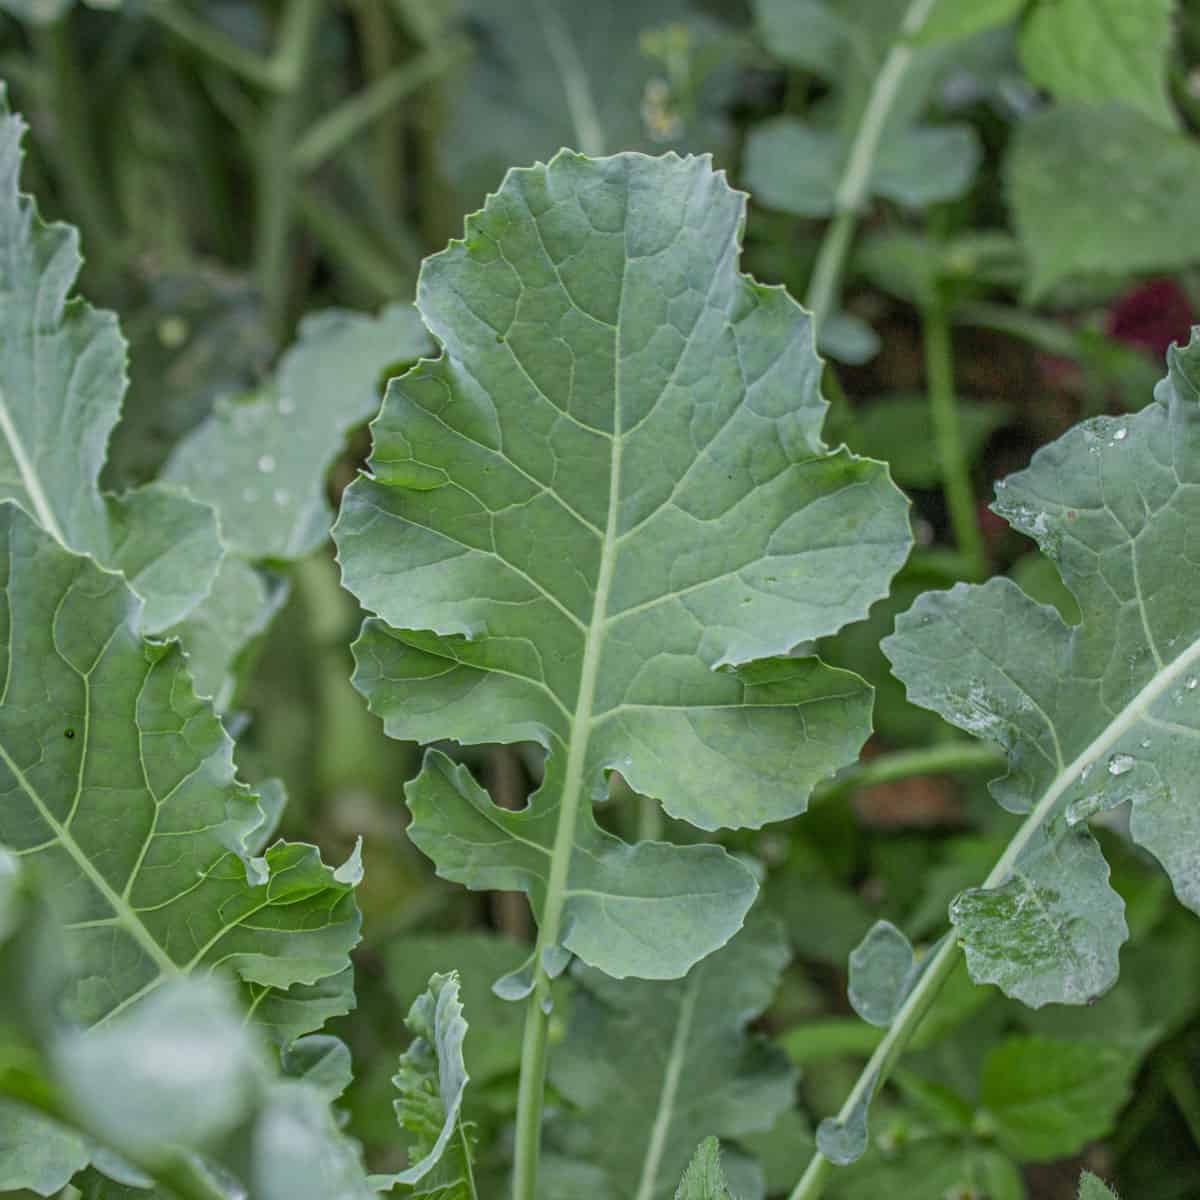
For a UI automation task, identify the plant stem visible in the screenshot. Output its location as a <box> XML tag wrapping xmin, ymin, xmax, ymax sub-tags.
<box><xmin>803</xmin><ymin>0</ymin><xmax>938</xmax><ymax>332</ymax></box>
<box><xmin>810</xmin><ymin>741</ymin><xmax>1005</xmax><ymax>808</ymax></box>
<box><xmin>145</xmin><ymin>0</ymin><xmax>281</xmax><ymax>90</ymax></box>
<box><xmin>254</xmin><ymin>0</ymin><xmax>323</xmax><ymax>339</ymax></box>
<box><xmin>789</xmin><ymin>930</ymin><xmax>962</xmax><ymax>1200</ymax></box>
<box><xmin>30</xmin><ymin>17</ymin><xmax>120</xmax><ymax>261</ymax></box>
<box><xmin>291</xmin><ymin>37</ymin><xmax>471</xmax><ymax>173</ymax></box>
<box><xmin>296</xmin><ymin>187</ymin><xmax>413</xmax><ymax>300</ymax></box>
<box><xmin>922</xmin><ymin>301</ymin><xmax>988</xmax><ymax>580</ymax></box>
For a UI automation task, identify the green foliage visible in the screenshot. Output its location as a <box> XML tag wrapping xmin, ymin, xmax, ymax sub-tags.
<box><xmin>1078</xmin><ymin>1170</ymin><xmax>1120</xmax><ymax>1200</ymax></box>
<box><xmin>885</xmin><ymin>336</ymin><xmax>1200</xmax><ymax>1006</ymax></box>
<box><xmin>674</xmin><ymin>1139</ymin><xmax>732</xmax><ymax>1200</ymax></box>
<box><xmin>335</xmin><ymin>149</ymin><xmax>911</xmax><ymax>981</ymax></box>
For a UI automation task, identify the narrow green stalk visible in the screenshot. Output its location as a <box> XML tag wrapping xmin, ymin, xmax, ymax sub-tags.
<box><xmin>810</xmin><ymin>742</ymin><xmax>1004</xmax><ymax>808</ymax></box>
<box><xmin>30</xmin><ymin>18</ymin><xmax>120</xmax><ymax>260</ymax></box>
<box><xmin>296</xmin><ymin>187</ymin><xmax>412</xmax><ymax>300</ymax></box>
<box><xmin>254</xmin><ymin>0</ymin><xmax>324</xmax><ymax>338</ymax></box>
<box><xmin>922</xmin><ymin>301</ymin><xmax>988</xmax><ymax>580</ymax></box>
<box><xmin>145</xmin><ymin>0</ymin><xmax>281</xmax><ymax>90</ymax></box>
<box><xmin>292</xmin><ymin>37</ymin><xmax>471</xmax><ymax>173</ymax></box>
<box><xmin>803</xmin><ymin>0</ymin><xmax>938</xmax><ymax>333</ymax></box>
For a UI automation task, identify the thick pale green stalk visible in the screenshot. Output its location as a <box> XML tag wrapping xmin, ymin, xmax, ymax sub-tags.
<box><xmin>804</xmin><ymin>0</ymin><xmax>939</xmax><ymax>332</ymax></box>
<box><xmin>923</xmin><ymin>302</ymin><xmax>988</xmax><ymax>580</ymax></box>
<box><xmin>254</xmin><ymin>0</ymin><xmax>324</xmax><ymax>337</ymax></box>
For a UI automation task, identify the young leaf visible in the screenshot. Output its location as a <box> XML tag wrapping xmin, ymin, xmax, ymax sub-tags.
<box><xmin>163</xmin><ymin>305</ymin><xmax>431</xmax><ymax>563</ymax></box>
<box><xmin>1019</xmin><ymin>0</ymin><xmax>1177</xmax><ymax>129</ymax></box>
<box><xmin>847</xmin><ymin>920</ymin><xmax>916</xmax><ymax>1028</ymax></box>
<box><xmin>547</xmin><ymin>913</ymin><xmax>794</xmax><ymax>1199</ymax></box>
<box><xmin>335</xmin><ymin>150</ymin><xmax>911</xmax><ymax>980</ymax></box>
<box><xmin>372</xmin><ymin>972</ymin><xmax>476</xmax><ymax>1197</ymax></box>
<box><xmin>979</xmin><ymin>1034</ymin><xmax>1149</xmax><ymax>1162</ymax></box>
<box><xmin>1078</xmin><ymin>1170</ymin><xmax>1120</xmax><ymax>1200</ymax></box>
<box><xmin>1007</xmin><ymin>105</ymin><xmax>1200</xmax><ymax>301</ymax></box>
<box><xmin>675</xmin><ymin>1138</ymin><xmax>732</xmax><ymax>1200</ymax></box>
<box><xmin>884</xmin><ymin>331</ymin><xmax>1200</xmax><ymax>1006</ymax></box>
<box><xmin>0</xmin><ymin>90</ymin><xmax>222</xmax><ymax>635</ymax></box>
<box><xmin>0</xmin><ymin>503</ymin><xmax>360</xmax><ymax>1040</ymax></box>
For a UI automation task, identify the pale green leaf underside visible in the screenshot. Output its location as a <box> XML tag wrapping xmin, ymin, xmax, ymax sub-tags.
<box><xmin>0</xmin><ymin>92</ymin><xmax>221</xmax><ymax>635</ymax></box>
<box><xmin>164</xmin><ymin>305</ymin><xmax>432</xmax><ymax>563</ymax></box>
<box><xmin>548</xmin><ymin>913</ymin><xmax>793</xmax><ymax>1200</ymax></box>
<box><xmin>336</xmin><ymin>150</ymin><xmax>911</xmax><ymax>981</ymax></box>
<box><xmin>0</xmin><ymin>504</ymin><xmax>360</xmax><ymax>1042</ymax></box>
<box><xmin>675</xmin><ymin>1139</ymin><xmax>733</xmax><ymax>1200</ymax></box>
<box><xmin>1078</xmin><ymin>1170</ymin><xmax>1120</xmax><ymax>1200</ymax></box>
<box><xmin>884</xmin><ymin>331</ymin><xmax>1200</xmax><ymax>1006</ymax></box>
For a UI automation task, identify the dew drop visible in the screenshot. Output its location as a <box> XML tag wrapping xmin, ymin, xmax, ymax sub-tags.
<box><xmin>1113</xmin><ymin>427</ymin><xmax>1128</xmax><ymax>441</ymax></box>
<box><xmin>1108</xmin><ymin>753</ymin><xmax>1135</xmax><ymax>776</ymax></box>
<box><xmin>1187</xmin><ymin>677</ymin><xmax>1198</xmax><ymax>690</ymax></box>
<box><xmin>1067</xmin><ymin>794</ymin><xmax>1102</xmax><ymax>826</ymax></box>
<box><xmin>242</xmin><ymin>487</ymin><xmax>256</xmax><ymax>503</ymax></box>
<box><xmin>278</xmin><ymin>397</ymin><xmax>295</xmax><ymax>416</ymax></box>
<box><xmin>1140</xmin><ymin>738</ymin><xmax>1152</xmax><ymax>749</ymax></box>
<box><xmin>273</xmin><ymin>487</ymin><xmax>290</xmax><ymax>507</ymax></box>
<box><xmin>257</xmin><ymin>454</ymin><xmax>276</xmax><ymax>473</ymax></box>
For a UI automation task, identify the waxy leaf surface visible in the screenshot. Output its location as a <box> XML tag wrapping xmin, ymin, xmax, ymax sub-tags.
<box><xmin>547</xmin><ymin>914</ymin><xmax>794</xmax><ymax>1200</ymax></box>
<box><xmin>336</xmin><ymin>150</ymin><xmax>911</xmax><ymax>980</ymax></box>
<box><xmin>884</xmin><ymin>331</ymin><xmax>1200</xmax><ymax>1006</ymax></box>
<box><xmin>0</xmin><ymin>92</ymin><xmax>221</xmax><ymax>635</ymax></box>
<box><xmin>0</xmin><ymin>505</ymin><xmax>360</xmax><ymax>1042</ymax></box>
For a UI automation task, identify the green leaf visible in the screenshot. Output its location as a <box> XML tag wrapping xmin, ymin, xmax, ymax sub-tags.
<box><xmin>831</xmin><ymin>1137</ymin><xmax>1023</xmax><ymax>1200</ymax></box>
<box><xmin>164</xmin><ymin>305</ymin><xmax>431</xmax><ymax>563</ymax></box>
<box><xmin>914</xmin><ymin>0</ymin><xmax>1024</xmax><ymax>45</ymax></box>
<box><xmin>743</xmin><ymin>116</ymin><xmax>980</xmax><ymax>218</ymax></box>
<box><xmin>372</xmin><ymin>972</ymin><xmax>475</xmax><ymax>1197</ymax></box>
<box><xmin>547</xmin><ymin>913</ymin><xmax>794</xmax><ymax>1199</ymax></box>
<box><xmin>884</xmin><ymin>332</ymin><xmax>1200</xmax><ymax>1007</ymax></box>
<box><xmin>0</xmin><ymin>1100</ymin><xmax>89</xmax><ymax>1196</ymax></box>
<box><xmin>1019</xmin><ymin>0</ymin><xmax>1177</xmax><ymax>129</ymax></box>
<box><xmin>1007</xmin><ymin>104</ymin><xmax>1200</xmax><ymax>300</ymax></box>
<box><xmin>438</xmin><ymin>0</ymin><xmax>735</xmax><ymax>220</ymax></box>
<box><xmin>1078</xmin><ymin>1170</ymin><xmax>1120</xmax><ymax>1200</ymax></box>
<box><xmin>0</xmin><ymin>503</ymin><xmax>360</xmax><ymax>1041</ymax></box>
<box><xmin>0</xmin><ymin>90</ymin><xmax>222</xmax><ymax>635</ymax></box>
<box><xmin>979</xmin><ymin>1034</ymin><xmax>1149</xmax><ymax>1161</ymax></box>
<box><xmin>674</xmin><ymin>1138</ymin><xmax>732</xmax><ymax>1200</ymax></box>
<box><xmin>847</xmin><ymin>920</ymin><xmax>915</xmax><ymax>1027</ymax></box>
<box><xmin>335</xmin><ymin>150</ymin><xmax>911</xmax><ymax>980</ymax></box>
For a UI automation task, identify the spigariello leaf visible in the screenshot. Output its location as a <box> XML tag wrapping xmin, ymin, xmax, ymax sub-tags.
<box><xmin>0</xmin><ymin>503</ymin><xmax>360</xmax><ymax>1042</ymax></box>
<box><xmin>0</xmin><ymin>89</ymin><xmax>222</xmax><ymax>635</ymax></box>
<box><xmin>1007</xmin><ymin>105</ymin><xmax>1200</xmax><ymax>301</ymax></box>
<box><xmin>371</xmin><ymin>972</ymin><xmax>475</xmax><ymax>1197</ymax></box>
<box><xmin>1019</xmin><ymin>0</ymin><xmax>1177</xmax><ymax>129</ymax></box>
<box><xmin>979</xmin><ymin>1034</ymin><xmax>1149</xmax><ymax>1162</ymax></box>
<box><xmin>884</xmin><ymin>330</ymin><xmax>1200</xmax><ymax>1007</ymax></box>
<box><xmin>335</xmin><ymin>150</ymin><xmax>912</xmax><ymax>981</ymax></box>
<box><xmin>164</xmin><ymin>305</ymin><xmax>432</xmax><ymax>563</ymax></box>
<box><xmin>547</xmin><ymin>913</ymin><xmax>794</xmax><ymax>1199</ymax></box>
<box><xmin>847</xmin><ymin>920</ymin><xmax>915</xmax><ymax>1027</ymax></box>
<box><xmin>675</xmin><ymin>1138</ymin><xmax>733</xmax><ymax>1200</ymax></box>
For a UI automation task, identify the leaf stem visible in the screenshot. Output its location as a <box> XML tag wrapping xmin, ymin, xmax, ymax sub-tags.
<box><xmin>144</xmin><ymin>0</ymin><xmax>281</xmax><ymax>90</ymax></box>
<box><xmin>254</xmin><ymin>0</ymin><xmax>324</xmax><ymax>338</ymax></box>
<box><xmin>291</xmin><ymin>37</ymin><xmax>472</xmax><ymax>173</ymax></box>
<box><xmin>922</xmin><ymin>300</ymin><xmax>988</xmax><ymax>580</ymax></box>
<box><xmin>810</xmin><ymin>741</ymin><xmax>1005</xmax><ymax>808</ymax></box>
<box><xmin>803</xmin><ymin>0</ymin><xmax>938</xmax><ymax>332</ymax></box>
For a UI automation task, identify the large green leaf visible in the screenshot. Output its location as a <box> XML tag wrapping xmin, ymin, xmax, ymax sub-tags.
<box><xmin>372</xmin><ymin>972</ymin><xmax>475</xmax><ymax>1197</ymax></box>
<box><xmin>1007</xmin><ymin>104</ymin><xmax>1200</xmax><ymax>301</ymax></box>
<box><xmin>335</xmin><ymin>150</ymin><xmax>911</xmax><ymax>980</ymax></box>
<box><xmin>0</xmin><ymin>91</ymin><xmax>222</xmax><ymax>636</ymax></box>
<box><xmin>1019</xmin><ymin>0</ymin><xmax>1177</xmax><ymax>129</ymax></box>
<box><xmin>164</xmin><ymin>306</ymin><xmax>431</xmax><ymax>563</ymax></box>
<box><xmin>883</xmin><ymin>331</ymin><xmax>1200</xmax><ymax>1006</ymax></box>
<box><xmin>0</xmin><ymin>860</ymin><xmax>373</xmax><ymax>1200</ymax></box>
<box><xmin>0</xmin><ymin>503</ymin><xmax>360</xmax><ymax>1042</ymax></box>
<box><xmin>547</xmin><ymin>914</ymin><xmax>794</xmax><ymax>1200</ymax></box>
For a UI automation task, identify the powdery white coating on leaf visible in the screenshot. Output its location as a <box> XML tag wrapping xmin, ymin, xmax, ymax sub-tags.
<box><xmin>335</xmin><ymin>150</ymin><xmax>911</xmax><ymax>982</ymax></box>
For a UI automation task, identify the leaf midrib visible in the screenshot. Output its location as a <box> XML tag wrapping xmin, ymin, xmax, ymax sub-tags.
<box><xmin>984</xmin><ymin>629</ymin><xmax>1200</xmax><ymax>889</ymax></box>
<box><xmin>0</xmin><ymin>385</ymin><xmax>65</xmax><ymax>544</ymax></box>
<box><xmin>634</xmin><ymin>974</ymin><xmax>701</xmax><ymax>1200</ymax></box>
